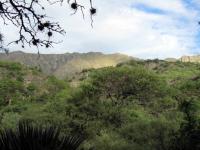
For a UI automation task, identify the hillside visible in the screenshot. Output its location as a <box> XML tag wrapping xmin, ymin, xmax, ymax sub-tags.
<box><xmin>0</xmin><ymin>60</ymin><xmax>199</xmax><ymax>149</ymax></box>
<box><xmin>1</xmin><ymin>51</ymin><xmax>200</xmax><ymax>79</ymax></box>
<box><xmin>0</xmin><ymin>51</ymin><xmax>132</xmax><ymax>79</ymax></box>
<box><xmin>180</xmin><ymin>55</ymin><xmax>200</xmax><ymax>63</ymax></box>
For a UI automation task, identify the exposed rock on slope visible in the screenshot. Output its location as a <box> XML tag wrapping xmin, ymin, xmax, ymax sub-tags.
<box><xmin>180</xmin><ymin>55</ymin><xmax>200</xmax><ymax>63</ymax></box>
<box><xmin>0</xmin><ymin>51</ymin><xmax>132</xmax><ymax>78</ymax></box>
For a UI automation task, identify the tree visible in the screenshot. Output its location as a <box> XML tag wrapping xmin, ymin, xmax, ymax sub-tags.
<box><xmin>0</xmin><ymin>33</ymin><xmax>2</xmax><ymax>43</ymax></box>
<box><xmin>0</xmin><ymin>33</ymin><xmax>8</xmax><ymax>53</ymax></box>
<box><xmin>172</xmin><ymin>99</ymin><xmax>200</xmax><ymax>150</ymax></box>
<box><xmin>0</xmin><ymin>33</ymin><xmax>3</xmax><ymax>50</ymax></box>
<box><xmin>0</xmin><ymin>0</ymin><xmax>96</xmax><ymax>48</ymax></box>
<box><xmin>82</xmin><ymin>66</ymin><xmax>168</xmax><ymax>106</ymax></box>
<box><xmin>0</xmin><ymin>78</ymin><xmax>24</xmax><ymax>106</ymax></box>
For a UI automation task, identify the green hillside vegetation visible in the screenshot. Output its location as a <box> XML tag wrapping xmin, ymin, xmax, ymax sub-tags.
<box><xmin>0</xmin><ymin>52</ymin><xmax>132</xmax><ymax>79</ymax></box>
<box><xmin>0</xmin><ymin>60</ymin><xmax>199</xmax><ymax>150</ymax></box>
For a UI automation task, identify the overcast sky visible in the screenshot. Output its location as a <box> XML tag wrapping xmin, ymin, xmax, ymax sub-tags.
<box><xmin>2</xmin><ymin>0</ymin><xmax>200</xmax><ymax>59</ymax></box>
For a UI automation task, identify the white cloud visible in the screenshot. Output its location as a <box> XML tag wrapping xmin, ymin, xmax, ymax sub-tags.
<box><xmin>2</xmin><ymin>0</ymin><xmax>200</xmax><ymax>59</ymax></box>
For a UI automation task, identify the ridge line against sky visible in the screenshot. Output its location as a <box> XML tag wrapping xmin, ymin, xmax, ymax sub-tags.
<box><xmin>1</xmin><ymin>0</ymin><xmax>200</xmax><ymax>59</ymax></box>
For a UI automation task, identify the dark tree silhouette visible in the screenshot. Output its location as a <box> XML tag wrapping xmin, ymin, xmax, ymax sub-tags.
<box><xmin>0</xmin><ymin>33</ymin><xmax>3</xmax><ymax>47</ymax></box>
<box><xmin>0</xmin><ymin>33</ymin><xmax>9</xmax><ymax>54</ymax></box>
<box><xmin>171</xmin><ymin>100</ymin><xmax>200</xmax><ymax>150</ymax></box>
<box><xmin>0</xmin><ymin>121</ymin><xmax>85</xmax><ymax>150</ymax></box>
<box><xmin>0</xmin><ymin>33</ymin><xmax>2</xmax><ymax>42</ymax></box>
<box><xmin>0</xmin><ymin>33</ymin><xmax>8</xmax><ymax>53</ymax></box>
<box><xmin>0</xmin><ymin>0</ymin><xmax>96</xmax><ymax>48</ymax></box>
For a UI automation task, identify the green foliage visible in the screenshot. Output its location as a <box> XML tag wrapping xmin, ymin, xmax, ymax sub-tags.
<box><xmin>0</xmin><ymin>78</ymin><xmax>24</xmax><ymax>106</ymax></box>
<box><xmin>171</xmin><ymin>98</ymin><xmax>200</xmax><ymax>150</ymax></box>
<box><xmin>0</xmin><ymin>60</ymin><xmax>200</xmax><ymax>149</ymax></box>
<box><xmin>82</xmin><ymin>66</ymin><xmax>169</xmax><ymax>105</ymax></box>
<box><xmin>0</xmin><ymin>62</ymin><xmax>22</xmax><ymax>71</ymax></box>
<box><xmin>89</xmin><ymin>130</ymin><xmax>132</xmax><ymax>150</ymax></box>
<box><xmin>0</xmin><ymin>112</ymin><xmax>21</xmax><ymax>129</ymax></box>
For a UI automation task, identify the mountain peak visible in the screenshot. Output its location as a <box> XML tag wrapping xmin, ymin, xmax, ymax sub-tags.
<box><xmin>10</xmin><ymin>51</ymin><xmax>25</xmax><ymax>54</ymax></box>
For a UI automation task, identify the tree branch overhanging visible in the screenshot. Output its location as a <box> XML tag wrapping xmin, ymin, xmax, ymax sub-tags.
<box><xmin>0</xmin><ymin>0</ymin><xmax>96</xmax><ymax>49</ymax></box>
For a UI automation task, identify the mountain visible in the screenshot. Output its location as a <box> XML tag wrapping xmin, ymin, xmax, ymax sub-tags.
<box><xmin>165</xmin><ymin>55</ymin><xmax>200</xmax><ymax>63</ymax></box>
<box><xmin>180</xmin><ymin>55</ymin><xmax>200</xmax><ymax>63</ymax></box>
<box><xmin>0</xmin><ymin>51</ymin><xmax>132</xmax><ymax>78</ymax></box>
<box><xmin>0</xmin><ymin>58</ymin><xmax>199</xmax><ymax>150</ymax></box>
<box><xmin>165</xmin><ymin>58</ymin><xmax>177</xmax><ymax>62</ymax></box>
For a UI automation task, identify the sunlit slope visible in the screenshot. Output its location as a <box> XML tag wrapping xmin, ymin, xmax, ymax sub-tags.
<box><xmin>0</xmin><ymin>51</ymin><xmax>132</xmax><ymax>78</ymax></box>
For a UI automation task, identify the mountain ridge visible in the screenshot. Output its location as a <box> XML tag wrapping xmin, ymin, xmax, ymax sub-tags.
<box><xmin>1</xmin><ymin>51</ymin><xmax>200</xmax><ymax>78</ymax></box>
<box><xmin>0</xmin><ymin>51</ymin><xmax>132</xmax><ymax>78</ymax></box>
<box><xmin>180</xmin><ymin>55</ymin><xmax>200</xmax><ymax>63</ymax></box>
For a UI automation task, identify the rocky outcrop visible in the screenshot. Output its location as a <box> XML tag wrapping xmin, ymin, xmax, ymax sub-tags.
<box><xmin>180</xmin><ymin>55</ymin><xmax>200</xmax><ymax>63</ymax></box>
<box><xmin>0</xmin><ymin>51</ymin><xmax>132</xmax><ymax>78</ymax></box>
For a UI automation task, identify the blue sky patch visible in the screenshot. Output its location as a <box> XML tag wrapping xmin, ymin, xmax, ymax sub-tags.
<box><xmin>131</xmin><ymin>3</ymin><xmax>166</xmax><ymax>15</ymax></box>
<box><xmin>182</xmin><ymin>0</ymin><xmax>200</xmax><ymax>10</ymax></box>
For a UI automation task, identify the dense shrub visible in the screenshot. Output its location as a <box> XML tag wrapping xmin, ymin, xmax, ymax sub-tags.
<box><xmin>0</xmin><ymin>61</ymin><xmax>199</xmax><ymax>150</ymax></box>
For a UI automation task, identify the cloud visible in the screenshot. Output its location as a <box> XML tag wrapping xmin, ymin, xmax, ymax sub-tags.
<box><xmin>2</xmin><ymin>0</ymin><xmax>200</xmax><ymax>59</ymax></box>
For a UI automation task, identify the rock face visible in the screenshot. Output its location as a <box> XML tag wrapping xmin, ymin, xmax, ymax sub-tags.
<box><xmin>180</xmin><ymin>55</ymin><xmax>200</xmax><ymax>63</ymax></box>
<box><xmin>0</xmin><ymin>51</ymin><xmax>132</xmax><ymax>78</ymax></box>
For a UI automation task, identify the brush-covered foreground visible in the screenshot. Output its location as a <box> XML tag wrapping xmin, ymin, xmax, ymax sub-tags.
<box><xmin>0</xmin><ymin>121</ymin><xmax>84</xmax><ymax>150</ymax></box>
<box><xmin>0</xmin><ymin>60</ymin><xmax>199</xmax><ymax>150</ymax></box>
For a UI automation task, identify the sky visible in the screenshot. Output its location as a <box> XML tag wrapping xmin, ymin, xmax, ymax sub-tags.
<box><xmin>2</xmin><ymin>0</ymin><xmax>200</xmax><ymax>59</ymax></box>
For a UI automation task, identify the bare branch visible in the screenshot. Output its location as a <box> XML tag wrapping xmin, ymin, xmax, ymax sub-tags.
<box><xmin>0</xmin><ymin>0</ymin><xmax>96</xmax><ymax>49</ymax></box>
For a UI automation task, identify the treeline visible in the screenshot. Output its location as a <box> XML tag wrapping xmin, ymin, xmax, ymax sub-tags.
<box><xmin>0</xmin><ymin>60</ymin><xmax>199</xmax><ymax>150</ymax></box>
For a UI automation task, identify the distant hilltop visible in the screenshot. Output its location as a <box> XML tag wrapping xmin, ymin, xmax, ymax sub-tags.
<box><xmin>165</xmin><ymin>55</ymin><xmax>200</xmax><ymax>63</ymax></box>
<box><xmin>0</xmin><ymin>51</ymin><xmax>200</xmax><ymax>78</ymax></box>
<box><xmin>0</xmin><ymin>51</ymin><xmax>132</xmax><ymax>79</ymax></box>
<box><xmin>180</xmin><ymin>55</ymin><xmax>200</xmax><ymax>63</ymax></box>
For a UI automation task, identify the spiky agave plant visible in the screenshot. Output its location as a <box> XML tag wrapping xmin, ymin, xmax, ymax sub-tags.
<box><xmin>0</xmin><ymin>121</ymin><xmax>84</xmax><ymax>150</ymax></box>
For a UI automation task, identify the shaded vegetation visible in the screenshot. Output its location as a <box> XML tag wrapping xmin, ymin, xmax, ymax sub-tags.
<box><xmin>0</xmin><ymin>60</ymin><xmax>199</xmax><ymax>149</ymax></box>
<box><xmin>0</xmin><ymin>121</ymin><xmax>84</xmax><ymax>150</ymax></box>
